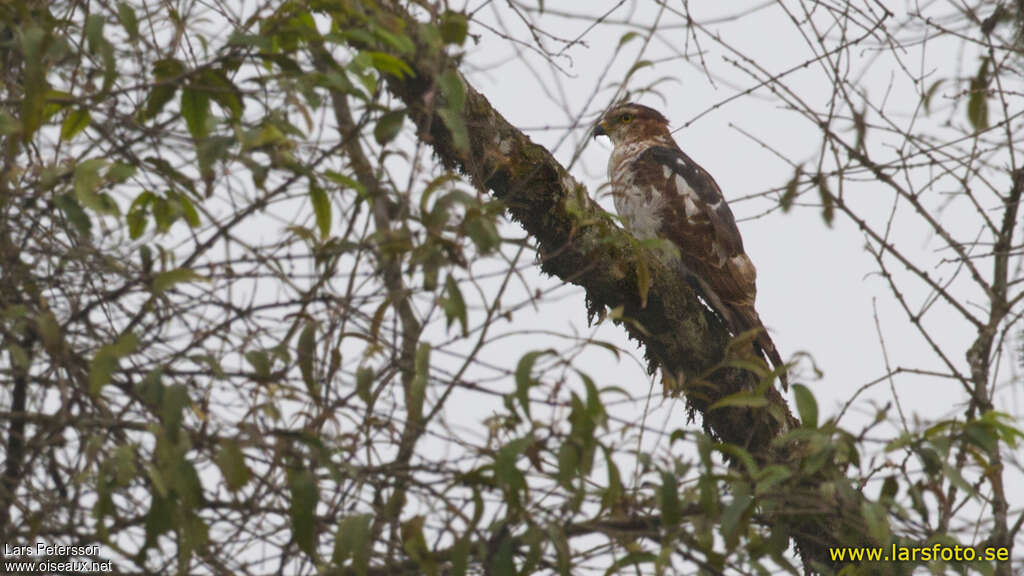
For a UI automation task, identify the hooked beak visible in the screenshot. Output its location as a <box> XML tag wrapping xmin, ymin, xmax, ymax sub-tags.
<box><xmin>592</xmin><ymin>122</ymin><xmax>607</xmax><ymax>140</ymax></box>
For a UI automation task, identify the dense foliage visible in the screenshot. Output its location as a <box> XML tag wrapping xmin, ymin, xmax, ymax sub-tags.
<box><xmin>0</xmin><ymin>1</ymin><xmax>1022</xmax><ymax>574</ymax></box>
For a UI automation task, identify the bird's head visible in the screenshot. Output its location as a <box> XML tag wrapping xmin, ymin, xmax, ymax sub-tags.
<box><xmin>592</xmin><ymin>102</ymin><xmax>670</xmax><ymax>146</ymax></box>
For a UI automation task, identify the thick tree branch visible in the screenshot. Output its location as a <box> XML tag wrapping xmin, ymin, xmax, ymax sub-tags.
<box><xmin>330</xmin><ymin>3</ymin><xmax>883</xmax><ymax>570</ymax></box>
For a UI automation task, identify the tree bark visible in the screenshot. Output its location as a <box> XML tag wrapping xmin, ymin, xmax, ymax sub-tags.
<box><xmin>334</xmin><ymin>3</ymin><xmax>880</xmax><ymax>570</ymax></box>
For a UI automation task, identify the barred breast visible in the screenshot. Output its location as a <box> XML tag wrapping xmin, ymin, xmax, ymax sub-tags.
<box><xmin>609</xmin><ymin>144</ymin><xmax>665</xmax><ymax>240</ymax></box>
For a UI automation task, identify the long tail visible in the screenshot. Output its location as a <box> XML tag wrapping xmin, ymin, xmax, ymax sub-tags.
<box><xmin>729</xmin><ymin>305</ymin><xmax>788</xmax><ymax>390</ymax></box>
<box><xmin>679</xmin><ymin>267</ymin><xmax>788</xmax><ymax>389</ymax></box>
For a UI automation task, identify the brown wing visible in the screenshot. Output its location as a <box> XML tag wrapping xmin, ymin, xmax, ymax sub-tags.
<box><xmin>635</xmin><ymin>146</ymin><xmax>787</xmax><ymax>386</ymax></box>
<box><xmin>634</xmin><ymin>146</ymin><xmax>756</xmax><ymax>306</ymax></box>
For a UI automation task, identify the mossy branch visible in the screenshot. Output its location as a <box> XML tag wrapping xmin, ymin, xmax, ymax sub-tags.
<box><xmin>328</xmin><ymin>4</ymin><xmax>879</xmax><ymax>571</ymax></box>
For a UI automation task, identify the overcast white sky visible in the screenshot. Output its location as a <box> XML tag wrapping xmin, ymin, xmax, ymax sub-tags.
<box><xmin>443</xmin><ymin>0</ymin><xmax>1023</xmax><ymax>442</ymax></box>
<box><xmin>57</xmin><ymin>0</ymin><xmax>1019</xmax><ymax>571</ymax></box>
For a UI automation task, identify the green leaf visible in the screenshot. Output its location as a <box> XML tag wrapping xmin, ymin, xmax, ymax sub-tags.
<box><xmin>580</xmin><ymin>372</ymin><xmax>606</xmax><ymax>430</ymax></box>
<box><xmin>755</xmin><ymin>465</ymin><xmax>792</xmax><ymax>493</ymax></box>
<box><xmin>817</xmin><ymin>175</ymin><xmax>834</xmax><ymax>227</ymax></box>
<box><xmin>144</xmin><ymin>84</ymin><xmax>178</xmax><ymax>120</ymax></box>
<box><xmin>964</xmin><ymin>419</ymin><xmax>998</xmax><ymax>452</ymax></box>
<box><xmin>144</xmin><ymin>493</ymin><xmax>173</xmax><ymax>547</ymax></box>
<box><xmin>450</xmin><ymin>537</ymin><xmax>469</xmax><ymax>576</ymax></box>
<box><xmin>182</xmin><ymin>512</ymin><xmax>209</xmax><ymax>554</ymax></box>
<box><xmin>463</xmin><ymin>211</ymin><xmax>500</xmax><ymax>254</ymax></box>
<box><xmin>367</xmin><ymin>52</ymin><xmax>413</xmax><ymax>78</ymax></box>
<box><xmin>127</xmin><ymin>204</ymin><xmax>148</xmax><ymax>239</ymax></box>
<box><xmin>908</xmin><ymin>483</ymin><xmax>929</xmax><ymax>523</ymax></box>
<box><xmin>139</xmin><ymin>245</ymin><xmax>153</xmax><ymax>275</ymax></box>
<box><xmin>0</xmin><ymin>109</ymin><xmax>20</xmax><ymax>135</ymax></box>
<box><xmin>55</xmin><ymin>194</ymin><xmax>91</xmax><ymax>236</ymax></box>
<box><xmin>441</xmin><ymin>274</ymin><xmax>468</xmax><ymax>335</ymax></box>
<box><xmin>89</xmin><ymin>332</ymin><xmax>138</xmax><ymax>395</ymax></box>
<box><xmin>985</xmin><ymin>410</ymin><xmax>1024</xmax><ymax>447</ymax></box>
<box><xmin>438</xmin><ymin>70</ymin><xmax>469</xmax><ymax>153</ymax></box>
<box><xmin>19</xmin><ymin>26</ymin><xmax>50</xmax><ymax>142</ymax></box>
<box><xmin>409</xmin><ymin>343</ymin><xmax>430</xmax><ymax>423</ymax></box>
<box><xmin>495</xmin><ymin>438</ymin><xmax>529</xmax><ymax>496</ymax></box>
<box><xmin>228</xmin><ymin>32</ymin><xmax>272</xmax><ymax>51</ymax></box>
<box><xmin>117</xmin><ymin>2</ymin><xmax>139</xmax><ymax>41</ymax></box>
<box><xmin>635</xmin><ymin>257</ymin><xmax>650</xmax><ymax>308</ymax></box>
<box><xmin>715</xmin><ymin>443</ymin><xmax>758</xmax><ymax>477</ymax></box>
<box><xmin>489</xmin><ymin>535</ymin><xmax>515</xmax><ymax>576</ymax></box>
<box><xmin>7</xmin><ymin>344</ymin><xmax>28</xmax><ymax>371</ymax></box>
<box><xmin>660</xmin><ymin>470</ymin><xmax>681</xmax><ymax>526</ymax></box>
<box><xmin>922</xmin><ymin>79</ymin><xmax>943</xmax><ymax>115</ymax></box>
<box><xmin>99</xmin><ymin>39</ymin><xmax>117</xmax><ymax>94</ymax></box>
<box><xmin>967</xmin><ymin>58</ymin><xmax>990</xmax><ymax>132</ymax></box>
<box><xmin>600</xmin><ymin>447</ymin><xmax>624</xmax><ymax>512</ymax></box>
<box><xmin>368</xmin><ymin>297</ymin><xmax>391</xmax><ymax>346</ymax></box>
<box><xmin>289</xmin><ymin>468</ymin><xmax>319</xmax><ymax>559</ymax></box>
<box><xmin>780</xmin><ymin>165</ymin><xmax>802</xmax><ymax>212</ymax></box>
<box><xmin>216</xmin><ymin>438</ymin><xmax>251</xmax><ymax>492</ymax></box>
<box><xmin>181</xmin><ymin>86</ymin><xmax>210</xmax><ymax>140</ymax></box>
<box><xmin>852</xmin><ymin>107</ymin><xmax>868</xmax><ymax>151</ymax></box>
<box><xmin>332</xmin><ymin>514</ymin><xmax>372</xmax><ymax>573</ymax></box>
<box><xmin>604</xmin><ymin>552</ymin><xmax>657</xmax><ymax>575</ymax></box>
<box><xmin>191</xmin><ymin>353</ymin><xmax>224</xmax><ymax>380</ymax></box>
<box><xmin>245</xmin><ymin>350</ymin><xmax>271</xmax><ymax>379</ymax></box>
<box><xmin>913</xmin><ymin>446</ymin><xmax>942</xmax><ymax>476</ymax></box>
<box><xmin>792</xmin><ymin>383</ymin><xmax>818</xmax><ymax>428</ymax></box>
<box><xmin>85</xmin><ymin>14</ymin><xmax>105</xmax><ymax>52</ymax></box>
<box><xmin>60</xmin><ymin>108</ymin><xmax>91</xmax><ymax>141</ymax></box>
<box><xmin>615</xmin><ymin>31</ymin><xmax>643</xmax><ymax>51</ymax></box>
<box><xmin>107</xmin><ymin>162</ymin><xmax>136</xmax><ymax>183</ymax></box>
<box><xmin>144</xmin><ymin>59</ymin><xmax>185</xmax><ymax>120</ymax></box>
<box><xmin>110</xmin><ymin>330</ymin><xmax>138</xmax><ymax>358</ymax></box>
<box><xmin>136</xmin><ymin>368</ymin><xmax>163</xmax><ymax>407</ymax></box>
<box><xmin>879</xmin><ymin>475</ymin><xmax>898</xmax><ymax>505</ymax></box>
<box><xmin>73</xmin><ymin>158</ymin><xmax>117</xmax><ymax>215</ymax></box>
<box><xmin>161</xmin><ymin>384</ymin><xmax>190</xmax><ymax>441</ymax></box>
<box><xmin>145</xmin><ymin>156</ymin><xmax>197</xmax><ymax>197</ymax></box>
<box><xmin>438</xmin><ymin>110</ymin><xmax>469</xmax><ymax>155</ymax></box>
<box><xmin>721</xmin><ymin>484</ymin><xmax>752</xmax><ymax>550</ymax></box>
<box><xmin>309</xmin><ymin>182</ymin><xmax>331</xmax><ymax>239</ymax></box>
<box><xmin>439</xmin><ymin>69</ymin><xmax>466</xmax><ymax>112</ymax></box>
<box><xmin>709</xmin><ymin>391</ymin><xmax>769</xmax><ymax>411</ymax></box>
<box><xmin>440</xmin><ymin>11</ymin><xmax>468</xmax><ymax>45</ymax></box>
<box><xmin>356</xmin><ymin>366</ymin><xmax>373</xmax><ymax>403</ymax></box>
<box><xmin>942</xmin><ymin>460</ymin><xmax>974</xmax><ymax>494</ymax></box>
<box><xmin>400</xmin><ymin>516</ymin><xmax>436</xmax><ymax>573</ymax></box>
<box><xmin>557</xmin><ymin>443</ymin><xmax>579</xmax><ymax>488</ymax></box>
<box><xmin>297</xmin><ymin>322</ymin><xmax>317</xmax><ymax>397</ymax></box>
<box><xmin>374</xmin><ymin>109</ymin><xmax>405</xmax><ymax>145</ymax></box>
<box><xmin>152</xmin><ymin>268</ymin><xmax>208</xmax><ymax>294</ymax></box>
<box><xmin>370</xmin><ymin>27</ymin><xmax>415</xmax><ymax>54</ymax></box>
<box><xmin>860</xmin><ymin>500</ymin><xmax>890</xmax><ymax>545</ymax></box>
<box><xmin>625</xmin><ymin>59</ymin><xmax>653</xmax><ymax>79</ymax></box>
<box><xmin>197</xmin><ymin>68</ymin><xmax>244</xmax><ymax>121</ymax></box>
<box><xmin>197</xmin><ymin>135</ymin><xmax>233</xmax><ymax>183</ymax></box>
<box><xmin>35</xmin><ymin>310</ymin><xmax>61</xmax><ymax>352</ymax></box>
<box><xmin>515</xmin><ymin>350</ymin><xmax>553</xmax><ymax>419</ymax></box>
<box><xmin>43</xmin><ymin>90</ymin><xmax>71</xmax><ymax>124</ymax></box>
<box><xmin>174</xmin><ymin>192</ymin><xmax>200</xmax><ymax>228</ymax></box>
<box><xmin>151</xmin><ymin>196</ymin><xmax>172</xmax><ymax>232</ymax></box>
<box><xmin>324</xmin><ymin>170</ymin><xmax>366</xmax><ymax>196</ymax></box>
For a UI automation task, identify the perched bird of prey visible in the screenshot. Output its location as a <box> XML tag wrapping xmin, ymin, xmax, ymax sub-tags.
<box><xmin>593</xmin><ymin>102</ymin><xmax>787</xmax><ymax>389</ymax></box>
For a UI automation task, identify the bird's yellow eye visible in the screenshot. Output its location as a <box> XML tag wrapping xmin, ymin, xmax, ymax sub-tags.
<box><xmin>619</xmin><ymin>113</ymin><xmax>633</xmax><ymax>123</ymax></box>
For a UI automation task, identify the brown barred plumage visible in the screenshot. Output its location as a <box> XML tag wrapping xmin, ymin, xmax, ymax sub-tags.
<box><xmin>594</xmin><ymin>103</ymin><xmax>788</xmax><ymax>389</ymax></box>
